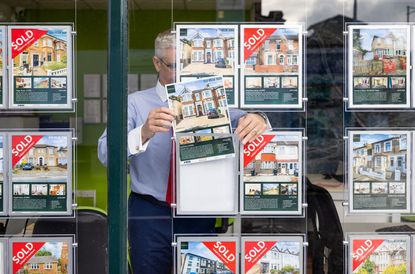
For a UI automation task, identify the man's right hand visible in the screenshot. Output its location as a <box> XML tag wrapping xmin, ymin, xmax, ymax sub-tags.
<box><xmin>141</xmin><ymin>107</ymin><xmax>175</xmax><ymax>144</ymax></box>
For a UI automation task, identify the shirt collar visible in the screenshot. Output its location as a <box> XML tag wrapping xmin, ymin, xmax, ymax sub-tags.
<box><xmin>156</xmin><ymin>80</ymin><xmax>167</xmax><ymax>102</ymax></box>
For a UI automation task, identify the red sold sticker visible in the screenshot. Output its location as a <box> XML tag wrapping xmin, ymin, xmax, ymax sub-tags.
<box><xmin>352</xmin><ymin>239</ymin><xmax>384</xmax><ymax>271</ymax></box>
<box><xmin>203</xmin><ymin>241</ymin><xmax>237</xmax><ymax>273</ymax></box>
<box><xmin>243</xmin><ymin>134</ymin><xmax>275</xmax><ymax>168</ymax></box>
<box><xmin>11</xmin><ymin>28</ymin><xmax>48</xmax><ymax>58</ymax></box>
<box><xmin>244</xmin><ymin>241</ymin><xmax>276</xmax><ymax>273</ymax></box>
<box><xmin>243</xmin><ymin>28</ymin><xmax>277</xmax><ymax>62</ymax></box>
<box><xmin>12</xmin><ymin>135</ymin><xmax>43</xmax><ymax>167</ymax></box>
<box><xmin>12</xmin><ymin>242</ymin><xmax>45</xmax><ymax>274</ymax></box>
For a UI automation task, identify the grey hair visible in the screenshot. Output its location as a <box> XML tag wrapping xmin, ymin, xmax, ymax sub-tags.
<box><xmin>154</xmin><ymin>29</ymin><xmax>175</xmax><ymax>58</ymax></box>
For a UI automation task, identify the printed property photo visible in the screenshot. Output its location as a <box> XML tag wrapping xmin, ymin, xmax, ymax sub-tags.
<box><xmin>12</xmin><ymin>135</ymin><xmax>69</xmax><ymax>180</ymax></box>
<box><xmin>13</xmin><ymin>28</ymin><xmax>68</xmax><ymax>78</ymax></box>
<box><xmin>178</xmin><ymin>27</ymin><xmax>236</xmax><ymax>76</ymax></box>
<box><xmin>168</xmin><ymin>78</ymin><xmax>230</xmax><ymax>133</ymax></box>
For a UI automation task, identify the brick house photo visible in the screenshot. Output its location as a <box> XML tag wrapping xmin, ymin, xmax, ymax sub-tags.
<box><xmin>17</xmin><ymin>241</ymin><xmax>69</xmax><ymax>274</ymax></box>
<box><xmin>13</xmin><ymin>28</ymin><xmax>68</xmax><ymax>77</ymax></box>
<box><xmin>168</xmin><ymin>78</ymin><xmax>231</xmax><ymax>133</ymax></box>
<box><xmin>244</xmin><ymin>27</ymin><xmax>300</xmax><ymax>75</ymax></box>
<box><xmin>179</xmin><ymin>27</ymin><xmax>236</xmax><ymax>75</ymax></box>
<box><xmin>244</xmin><ymin>135</ymin><xmax>300</xmax><ymax>183</ymax></box>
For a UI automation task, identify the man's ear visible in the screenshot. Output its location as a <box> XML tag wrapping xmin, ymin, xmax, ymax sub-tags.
<box><xmin>152</xmin><ymin>56</ymin><xmax>161</xmax><ymax>73</ymax></box>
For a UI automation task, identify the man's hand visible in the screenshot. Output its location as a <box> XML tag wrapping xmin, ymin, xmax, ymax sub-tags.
<box><xmin>142</xmin><ymin>107</ymin><xmax>175</xmax><ymax>144</ymax></box>
<box><xmin>234</xmin><ymin>113</ymin><xmax>268</xmax><ymax>144</ymax></box>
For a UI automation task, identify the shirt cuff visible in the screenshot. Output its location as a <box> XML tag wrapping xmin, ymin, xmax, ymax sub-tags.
<box><xmin>128</xmin><ymin>125</ymin><xmax>150</xmax><ymax>155</ymax></box>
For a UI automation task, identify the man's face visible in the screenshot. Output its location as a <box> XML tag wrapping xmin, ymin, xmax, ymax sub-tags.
<box><xmin>153</xmin><ymin>47</ymin><xmax>176</xmax><ymax>86</ymax></box>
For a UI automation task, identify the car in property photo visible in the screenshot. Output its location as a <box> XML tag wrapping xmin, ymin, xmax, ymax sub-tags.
<box><xmin>215</xmin><ymin>58</ymin><xmax>227</xmax><ymax>68</ymax></box>
<box><xmin>22</xmin><ymin>163</ymin><xmax>33</xmax><ymax>170</ymax></box>
<box><xmin>207</xmin><ymin>109</ymin><xmax>223</xmax><ymax>119</ymax></box>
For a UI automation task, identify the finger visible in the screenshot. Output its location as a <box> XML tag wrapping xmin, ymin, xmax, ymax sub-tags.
<box><xmin>155</xmin><ymin>112</ymin><xmax>175</xmax><ymax>121</ymax></box>
<box><xmin>234</xmin><ymin>116</ymin><xmax>249</xmax><ymax>135</ymax></box>
<box><xmin>242</xmin><ymin>128</ymin><xmax>259</xmax><ymax>144</ymax></box>
<box><xmin>152</xmin><ymin>119</ymin><xmax>173</xmax><ymax>128</ymax></box>
<box><xmin>237</xmin><ymin>119</ymin><xmax>256</xmax><ymax>141</ymax></box>
<box><xmin>158</xmin><ymin>107</ymin><xmax>176</xmax><ymax>116</ymax></box>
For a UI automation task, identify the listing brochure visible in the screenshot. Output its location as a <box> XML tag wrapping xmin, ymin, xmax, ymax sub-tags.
<box><xmin>348</xmin><ymin>25</ymin><xmax>410</xmax><ymax>109</ymax></box>
<box><xmin>241</xmin><ymin>131</ymin><xmax>302</xmax><ymax>215</ymax></box>
<box><xmin>166</xmin><ymin>76</ymin><xmax>234</xmax><ymax>164</ymax></box>
<box><xmin>177</xmin><ymin>237</ymin><xmax>238</xmax><ymax>274</ymax></box>
<box><xmin>8</xmin><ymin>25</ymin><xmax>73</xmax><ymax>109</ymax></box>
<box><xmin>241</xmin><ymin>236</ymin><xmax>303</xmax><ymax>274</ymax></box>
<box><xmin>0</xmin><ymin>26</ymin><xmax>5</xmax><ymax>108</ymax></box>
<box><xmin>176</xmin><ymin>24</ymin><xmax>239</xmax><ymax>107</ymax></box>
<box><xmin>240</xmin><ymin>25</ymin><xmax>303</xmax><ymax>109</ymax></box>
<box><xmin>349</xmin><ymin>234</ymin><xmax>410</xmax><ymax>274</ymax></box>
<box><xmin>9</xmin><ymin>132</ymin><xmax>72</xmax><ymax>215</ymax></box>
<box><xmin>11</xmin><ymin>237</ymin><xmax>73</xmax><ymax>274</ymax></box>
<box><xmin>348</xmin><ymin>130</ymin><xmax>411</xmax><ymax>213</ymax></box>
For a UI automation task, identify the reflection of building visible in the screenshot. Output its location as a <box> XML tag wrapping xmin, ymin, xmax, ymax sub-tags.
<box><xmin>181</xmin><ymin>31</ymin><xmax>234</xmax><ymax>66</ymax></box>
<box><xmin>19</xmin><ymin>256</ymin><xmax>59</xmax><ymax>274</ymax></box>
<box><xmin>246</xmin><ymin>32</ymin><xmax>298</xmax><ymax>73</ymax></box>
<box><xmin>14</xmin><ymin>32</ymin><xmax>67</xmax><ymax>73</ymax></box>
<box><xmin>20</xmin><ymin>143</ymin><xmax>68</xmax><ymax>167</ymax></box>
<box><xmin>245</xmin><ymin>140</ymin><xmax>299</xmax><ymax>176</ymax></box>
<box><xmin>175</xmin><ymin>84</ymin><xmax>227</xmax><ymax>119</ymax></box>
<box><xmin>367</xmin><ymin>243</ymin><xmax>406</xmax><ymax>274</ymax></box>
<box><xmin>251</xmin><ymin>245</ymin><xmax>300</xmax><ymax>274</ymax></box>
<box><xmin>353</xmin><ymin>135</ymin><xmax>407</xmax><ymax>180</ymax></box>
<box><xmin>181</xmin><ymin>253</ymin><xmax>231</xmax><ymax>274</ymax></box>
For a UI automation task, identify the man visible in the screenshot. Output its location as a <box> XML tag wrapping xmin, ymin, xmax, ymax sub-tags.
<box><xmin>98</xmin><ymin>29</ymin><xmax>268</xmax><ymax>274</ymax></box>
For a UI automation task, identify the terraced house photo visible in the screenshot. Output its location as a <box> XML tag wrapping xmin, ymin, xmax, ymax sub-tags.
<box><xmin>352</xmin><ymin>133</ymin><xmax>407</xmax><ymax>182</ymax></box>
<box><xmin>244</xmin><ymin>135</ymin><xmax>300</xmax><ymax>183</ymax></box>
<box><xmin>178</xmin><ymin>27</ymin><xmax>236</xmax><ymax>76</ymax></box>
<box><xmin>244</xmin><ymin>27</ymin><xmax>300</xmax><ymax>75</ymax></box>
<box><xmin>168</xmin><ymin>77</ymin><xmax>230</xmax><ymax>133</ymax></box>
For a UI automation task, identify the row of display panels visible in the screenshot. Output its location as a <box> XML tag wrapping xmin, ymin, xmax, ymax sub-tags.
<box><xmin>346</xmin><ymin>129</ymin><xmax>415</xmax><ymax>214</ymax></box>
<box><xmin>174</xmin><ymin>234</ymin><xmax>415</xmax><ymax>274</ymax></box>
<box><xmin>174</xmin><ymin>235</ymin><xmax>306</xmax><ymax>274</ymax></box>
<box><xmin>173</xmin><ymin>127</ymin><xmax>415</xmax><ymax>216</ymax></box>
<box><xmin>0</xmin><ymin>131</ymin><xmax>73</xmax><ymax>217</ymax></box>
<box><xmin>0</xmin><ymin>25</ymin><xmax>74</xmax><ymax>110</ymax></box>
<box><xmin>175</xmin><ymin>23</ymin><xmax>305</xmax><ymax>110</ymax></box>
<box><xmin>0</xmin><ymin>236</ymin><xmax>74</xmax><ymax>274</ymax></box>
<box><xmin>173</xmin><ymin>130</ymin><xmax>305</xmax><ymax>217</ymax></box>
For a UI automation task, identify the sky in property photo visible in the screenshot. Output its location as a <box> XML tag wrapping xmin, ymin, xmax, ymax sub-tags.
<box><xmin>182</xmin><ymin>241</ymin><xmax>223</xmax><ymax>261</ymax></box>
<box><xmin>353</xmin><ymin>133</ymin><xmax>402</xmax><ymax>148</ymax></box>
<box><xmin>262</xmin><ymin>0</ymin><xmax>415</xmax><ymax>26</ymax></box>
<box><xmin>182</xmin><ymin>28</ymin><xmax>235</xmax><ymax>40</ymax></box>
<box><xmin>356</xmin><ymin>28</ymin><xmax>408</xmax><ymax>51</ymax></box>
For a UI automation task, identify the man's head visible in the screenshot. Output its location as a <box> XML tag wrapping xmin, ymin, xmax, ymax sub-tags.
<box><xmin>153</xmin><ymin>29</ymin><xmax>175</xmax><ymax>86</ymax></box>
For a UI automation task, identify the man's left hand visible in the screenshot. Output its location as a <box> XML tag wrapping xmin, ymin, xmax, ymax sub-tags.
<box><xmin>234</xmin><ymin>113</ymin><xmax>268</xmax><ymax>144</ymax></box>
